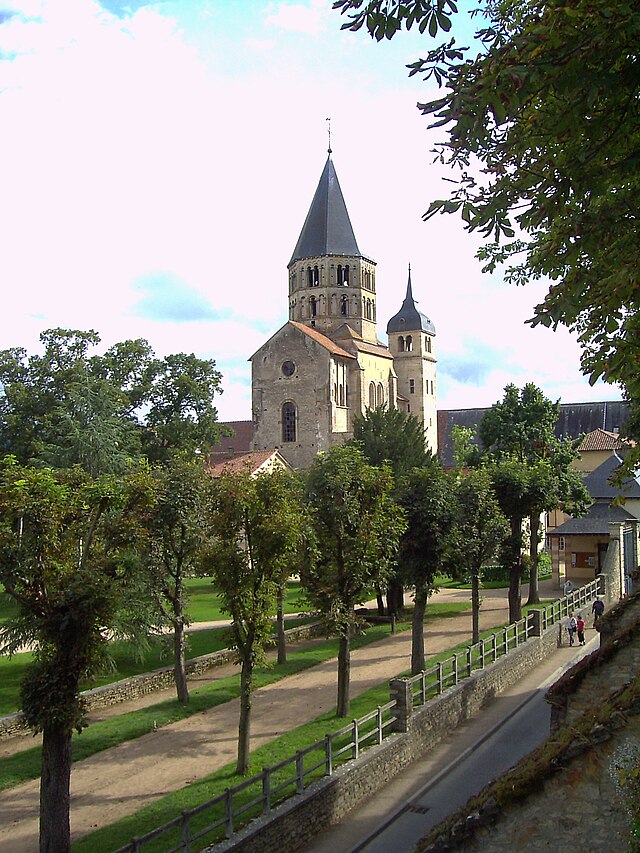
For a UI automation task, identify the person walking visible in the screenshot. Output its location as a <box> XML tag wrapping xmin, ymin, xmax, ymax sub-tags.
<box><xmin>592</xmin><ymin>598</ymin><xmax>605</xmax><ymax>627</ymax></box>
<box><xmin>576</xmin><ymin>614</ymin><xmax>586</xmax><ymax>645</ymax></box>
<box><xmin>567</xmin><ymin>614</ymin><xmax>578</xmax><ymax>646</ymax></box>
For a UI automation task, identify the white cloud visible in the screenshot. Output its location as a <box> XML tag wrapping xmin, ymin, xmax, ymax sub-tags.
<box><xmin>263</xmin><ymin>0</ymin><xmax>329</xmax><ymax>35</ymax></box>
<box><xmin>0</xmin><ymin>0</ymin><xmax>624</xmax><ymax>426</ymax></box>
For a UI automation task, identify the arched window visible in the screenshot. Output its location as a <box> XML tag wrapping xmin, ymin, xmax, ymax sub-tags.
<box><xmin>406</xmin><ymin>335</ymin><xmax>413</xmax><ymax>352</ymax></box>
<box><xmin>310</xmin><ymin>296</ymin><xmax>317</xmax><ymax>317</ymax></box>
<box><xmin>426</xmin><ymin>336</ymin><xmax>432</xmax><ymax>353</ymax></box>
<box><xmin>313</xmin><ymin>265</ymin><xmax>319</xmax><ymax>286</ymax></box>
<box><xmin>282</xmin><ymin>402</ymin><xmax>297</xmax><ymax>443</ymax></box>
<box><xmin>307</xmin><ymin>267</ymin><xmax>313</xmax><ymax>287</ymax></box>
<box><xmin>369</xmin><ymin>382</ymin><xmax>376</xmax><ymax>409</ymax></box>
<box><xmin>341</xmin><ymin>295</ymin><xmax>348</xmax><ymax>316</ymax></box>
<box><xmin>343</xmin><ymin>264</ymin><xmax>349</xmax><ymax>285</ymax></box>
<box><xmin>376</xmin><ymin>383</ymin><xmax>384</xmax><ymax>407</ymax></box>
<box><xmin>398</xmin><ymin>336</ymin><xmax>405</xmax><ymax>352</ymax></box>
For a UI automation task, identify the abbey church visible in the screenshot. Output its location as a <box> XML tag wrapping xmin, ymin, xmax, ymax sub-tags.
<box><xmin>249</xmin><ymin>152</ymin><xmax>438</xmax><ymax>469</ymax></box>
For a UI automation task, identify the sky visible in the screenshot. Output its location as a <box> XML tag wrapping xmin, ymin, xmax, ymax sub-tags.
<box><xmin>0</xmin><ymin>0</ymin><xmax>624</xmax><ymax>423</ymax></box>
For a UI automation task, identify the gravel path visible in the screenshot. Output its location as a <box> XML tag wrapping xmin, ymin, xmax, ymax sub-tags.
<box><xmin>0</xmin><ymin>583</ymin><xmax>557</xmax><ymax>853</ymax></box>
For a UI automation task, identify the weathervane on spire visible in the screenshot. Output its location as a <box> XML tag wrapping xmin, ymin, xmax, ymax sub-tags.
<box><xmin>326</xmin><ymin>117</ymin><xmax>332</xmax><ymax>154</ymax></box>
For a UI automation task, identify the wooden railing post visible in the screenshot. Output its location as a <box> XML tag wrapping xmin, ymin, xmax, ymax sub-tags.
<box><xmin>262</xmin><ymin>767</ymin><xmax>271</xmax><ymax>813</ymax></box>
<box><xmin>324</xmin><ymin>734</ymin><xmax>333</xmax><ymax>776</ymax></box>
<box><xmin>225</xmin><ymin>788</ymin><xmax>234</xmax><ymax>838</ymax></box>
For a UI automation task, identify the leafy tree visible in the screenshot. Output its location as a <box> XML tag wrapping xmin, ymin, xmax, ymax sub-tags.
<box><xmin>351</xmin><ymin>405</ymin><xmax>433</xmax><ymax>478</ymax></box>
<box><xmin>448</xmin><ymin>467</ymin><xmax>509</xmax><ymax>643</ymax></box>
<box><xmin>203</xmin><ymin>469</ymin><xmax>312</xmax><ymax>774</ymax></box>
<box><xmin>302</xmin><ymin>445</ymin><xmax>405</xmax><ymax>716</ymax></box>
<box><xmin>142</xmin><ymin>352</ymin><xmax>225</xmax><ymax>463</ymax></box>
<box><xmin>143</xmin><ymin>457</ymin><xmax>213</xmax><ymax>703</ymax></box>
<box><xmin>0</xmin><ymin>329</ymin><xmax>225</xmax><ymax>474</ymax></box>
<box><xmin>334</xmin><ymin>0</ymin><xmax>640</xmax><ymax>472</ymax></box>
<box><xmin>397</xmin><ymin>462</ymin><xmax>456</xmax><ymax>674</ymax></box>
<box><xmin>480</xmin><ymin>383</ymin><xmax>589</xmax><ymax>609</ymax></box>
<box><xmin>0</xmin><ymin>457</ymin><xmax>154</xmax><ymax>853</ymax></box>
<box><xmin>351</xmin><ymin>405</ymin><xmax>433</xmax><ymax>619</ymax></box>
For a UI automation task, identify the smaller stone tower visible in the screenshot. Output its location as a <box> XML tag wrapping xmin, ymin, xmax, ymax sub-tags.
<box><xmin>386</xmin><ymin>266</ymin><xmax>437</xmax><ymax>452</ymax></box>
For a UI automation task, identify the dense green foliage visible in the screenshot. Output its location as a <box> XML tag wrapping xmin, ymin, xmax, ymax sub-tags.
<box><xmin>397</xmin><ymin>461</ymin><xmax>456</xmax><ymax>673</ymax></box>
<box><xmin>334</xmin><ymin>0</ymin><xmax>640</xmax><ymax>472</ymax></box>
<box><xmin>448</xmin><ymin>467</ymin><xmax>509</xmax><ymax>642</ymax></box>
<box><xmin>0</xmin><ymin>328</ymin><xmax>224</xmax><ymax>473</ymax></box>
<box><xmin>203</xmin><ymin>468</ymin><xmax>313</xmax><ymax>772</ymax></box>
<box><xmin>303</xmin><ymin>445</ymin><xmax>406</xmax><ymax>715</ymax></box>
<box><xmin>351</xmin><ymin>405</ymin><xmax>433</xmax><ymax>479</ymax></box>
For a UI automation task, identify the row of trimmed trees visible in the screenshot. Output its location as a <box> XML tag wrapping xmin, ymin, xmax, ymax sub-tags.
<box><xmin>0</xmin><ymin>333</ymin><xmax>590</xmax><ymax>852</ymax></box>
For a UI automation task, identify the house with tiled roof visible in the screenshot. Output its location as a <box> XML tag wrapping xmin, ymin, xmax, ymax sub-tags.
<box><xmin>548</xmin><ymin>450</ymin><xmax>640</xmax><ymax>590</ymax></box>
<box><xmin>207</xmin><ymin>449</ymin><xmax>291</xmax><ymax>478</ymax></box>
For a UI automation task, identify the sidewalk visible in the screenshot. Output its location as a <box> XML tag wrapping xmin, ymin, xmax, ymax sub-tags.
<box><xmin>0</xmin><ymin>580</ymin><xmax>566</xmax><ymax>852</ymax></box>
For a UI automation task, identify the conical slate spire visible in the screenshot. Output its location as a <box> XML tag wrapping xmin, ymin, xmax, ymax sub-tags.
<box><xmin>289</xmin><ymin>156</ymin><xmax>361</xmax><ymax>264</ymax></box>
<box><xmin>386</xmin><ymin>266</ymin><xmax>436</xmax><ymax>335</ymax></box>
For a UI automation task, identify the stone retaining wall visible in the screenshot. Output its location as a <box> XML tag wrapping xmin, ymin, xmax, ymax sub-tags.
<box><xmin>210</xmin><ymin>624</ymin><xmax>560</xmax><ymax>853</ymax></box>
<box><xmin>0</xmin><ymin>621</ymin><xmax>325</xmax><ymax>741</ymax></box>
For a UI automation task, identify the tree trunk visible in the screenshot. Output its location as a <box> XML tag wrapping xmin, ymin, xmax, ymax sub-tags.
<box><xmin>376</xmin><ymin>586</ymin><xmax>386</xmax><ymax>616</ymax></box>
<box><xmin>387</xmin><ymin>577</ymin><xmax>404</xmax><ymax>620</ymax></box>
<box><xmin>40</xmin><ymin>723</ymin><xmax>72</xmax><ymax>853</ymax></box>
<box><xmin>471</xmin><ymin>569</ymin><xmax>481</xmax><ymax>645</ymax></box>
<box><xmin>236</xmin><ymin>659</ymin><xmax>253</xmax><ymax>774</ymax></box>
<box><xmin>508</xmin><ymin>517</ymin><xmax>523</xmax><ymax>623</ymax></box>
<box><xmin>277</xmin><ymin>586</ymin><xmax>286</xmax><ymax>665</ymax></box>
<box><xmin>173</xmin><ymin>620</ymin><xmax>189</xmax><ymax>703</ymax></box>
<box><xmin>411</xmin><ymin>586</ymin><xmax>428</xmax><ymax>675</ymax></box>
<box><xmin>336</xmin><ymin>631</ymin><xmax>351</xmax><ymax>718</ymax></box>
<box><xmin>526</xmin><ymin>511</ymin><xmax>540</xmax><ymax>605</ymax></box>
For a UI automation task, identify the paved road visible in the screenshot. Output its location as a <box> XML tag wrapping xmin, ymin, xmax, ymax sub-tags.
<box><xmin>305</xmin><ymin>633</ymin><xmax>598</xmax><ymax>853</ymax></box>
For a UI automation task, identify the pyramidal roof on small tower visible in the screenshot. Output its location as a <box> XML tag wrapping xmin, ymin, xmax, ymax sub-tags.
<box><xmin>289</xmin><ymin>154</ymin><xmax>362</xmax><ymax>264</ymax></box>
<box><xmin>387</xmin><ymin>267</ymin><xmax>436</xmax><ymax>335</ymax></box>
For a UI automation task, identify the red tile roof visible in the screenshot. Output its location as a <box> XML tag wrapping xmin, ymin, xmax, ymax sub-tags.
<box><xmin>289</xmin><ymin>321</ymin><xmax>356</xmax><ymax>359</ymax></box>
<box><xmin>577</xmin><ymin>428</ymin><xmax>631</xmax><ymax>452</ymax></box>
<box><xmin>207</xmin><ymin>450</ymin><xmax>289</xmax><ymax>477</ymax></box>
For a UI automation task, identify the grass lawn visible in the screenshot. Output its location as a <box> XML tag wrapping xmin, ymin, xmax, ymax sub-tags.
<box><xmin>70</xmin><ymin>609</ymin><xmax>522</xmax><ymax>853</ymax></box>
<box><xmin>184</xmin><ymin>576</ymin><xmax>305</xmax><ymax>622</ymax></box>
<box><xmin>0</xmin><ymin>600</ymin><xmax>473</xmax><ymax>794</ymax></box>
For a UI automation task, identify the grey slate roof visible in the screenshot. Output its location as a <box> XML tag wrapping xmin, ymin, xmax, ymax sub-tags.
<box><xmin>289</xmin><ymin>156</ymin><xmax>362</xmax><ymax>264</ymax></box>
<box><xmin>583</xmin><ymin>453</ymin><xmax>640</xmax><ymax>500</ymax></box>
<box><xmin>386</xmin><ymin>269</ymin><xmax>436</xmax><ymax>335</ymax></box>
<box><xmin>549</xmin><ymin>501</ymin><xmax>636</xmax><ymax>536</ymax></box>
<box><xmin>438</xmin><ymin>401</ymin><xmax>631</xmax><ymax>468</ymax></box>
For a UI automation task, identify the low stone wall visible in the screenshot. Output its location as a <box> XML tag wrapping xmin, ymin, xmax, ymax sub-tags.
<box><xmin>210</xmin><ymin>625</ymin><xmax>560</xmax><ymax>853</ymax></box>
<box><xmin>0</xmin><ymin>621</ymin><xmax>325</xmax><ymax>741</ymax></box>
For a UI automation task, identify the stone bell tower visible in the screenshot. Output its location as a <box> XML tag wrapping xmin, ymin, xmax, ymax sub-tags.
<box><xmin>386</xmin><ymin>266</ymin><xmax>437</xmax><ymax>452</ymax></box>
<box><xmin>287</xmin><ymin>155</ymin><xmax>378</xmax><ymax>343</ymax></box>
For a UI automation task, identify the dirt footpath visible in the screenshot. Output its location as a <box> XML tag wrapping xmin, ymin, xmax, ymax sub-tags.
<box><xmin>0</xmin><ymin>584</ymin><xmax>554</xmax><ymax>853</ymax></box>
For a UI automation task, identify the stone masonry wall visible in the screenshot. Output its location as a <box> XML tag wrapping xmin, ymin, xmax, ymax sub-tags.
<box><xmin>414</xmin><ymin>593</ymin><xmax>640</xmax><ymax>852</ymax></box>
<box><xmin>210</xmin><ymin>627</ymin><xmax>560</xmax><ymax>853</ymax></box>
<box><xmin>0</xmin><ymin>621</ymin><xmax>325</xmax><ymax>741</ymax></box>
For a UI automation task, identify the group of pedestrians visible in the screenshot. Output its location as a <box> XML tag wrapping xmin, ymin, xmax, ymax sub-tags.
<box><xmin>566</xmin><ymin>597</ymin><xmax>605</xmax><ymax>647</ymax></box>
